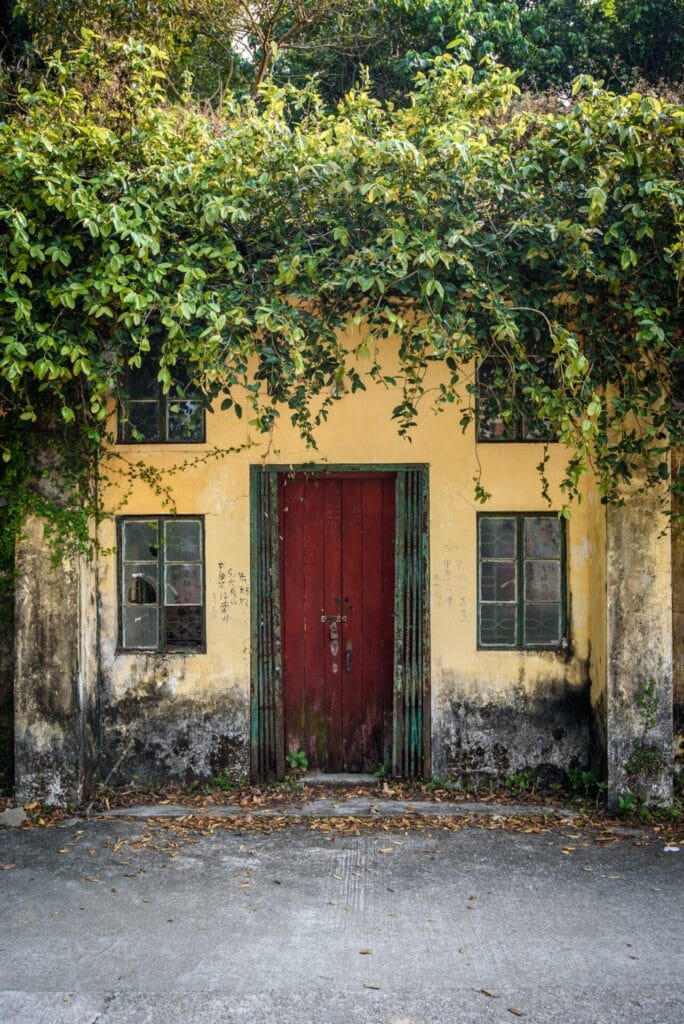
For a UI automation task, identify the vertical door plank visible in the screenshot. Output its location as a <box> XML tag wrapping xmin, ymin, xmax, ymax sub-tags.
<box><xmin>342</xmin><ymin>477</ymin><xmax>395</xmax><ymax>771</ymax></box>
<box><xmin>302</xmin><ymin>477</ymin><xmax>327</xmax><ymax>768</ymax></box>
<box><xmin>340</xmin><ymin>477</ymin><xmax>364</xmax><ymax>770</ymax></box>
<box><xmin>322</xmin><ymin>478</ymin><xmax>343</xmax><ymax>770</ymax></box>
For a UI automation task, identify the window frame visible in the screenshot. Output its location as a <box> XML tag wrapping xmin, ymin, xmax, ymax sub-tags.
<box><xmin>117</xmin><ymin>356</ymin><xmax>206</xmax><ymax>446</ymax></box>
<box><xmin>477</xmin><ymin>512</ymin><xmax>568</xmax><ymax>651</ymax></box>
<box><xmin>673</xmin><ymin>358</ymin><xmax>684</xmax><ymax>412</ymax></box>
<box><xmin>475</xmin><ymin>355</ymin><xmax>558</xmax><ymax>444</ymax></box>
<box><xmin>117</xmin><ymin>515</ymin><xmax>206</xmax><ymax>654</ymax></box>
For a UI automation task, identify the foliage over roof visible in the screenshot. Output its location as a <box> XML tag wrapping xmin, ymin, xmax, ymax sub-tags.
<box><xmin>0</xmin><ymin>35</ymin><xmax>682</xmax><ymax>557</ymax></box>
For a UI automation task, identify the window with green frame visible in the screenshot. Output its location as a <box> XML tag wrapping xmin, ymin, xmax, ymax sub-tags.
<box><xmin>476</xmin><ymin>355</ymin><xmax>557</xmax><ymax>442</ymax></box>
<box><xmin>118</xmin><ymin>340</ymin><xmax>205</xmax><ymax>444</ymax></box>
<box><xmin>119</xmin><ymin>517</ymin><xmax>205</xmax><ymax>651</ymax></box>
<box><xmin>673</xmin><ymin>358</ymin><xmax>683</xmax><ymax>410</ymax></box>
<box><xmin>477</xmin><ymin>513</ymin><xmax>567</xmax><ymax>649</ymax></box>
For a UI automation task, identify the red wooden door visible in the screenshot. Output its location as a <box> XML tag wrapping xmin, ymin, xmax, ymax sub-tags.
<box><xmin>280</xmin><ymin>473</ymin><xmax>395</xmax><ymax>772</ymax></box>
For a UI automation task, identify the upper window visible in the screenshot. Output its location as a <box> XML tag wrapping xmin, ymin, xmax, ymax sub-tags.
<box><xmin>478</xmin><ymin>513</ymin><xmax>567</xmax><ymax>650</ymax></box>
<box><xmin>119</xmin><ymin>517</ymin><xmax>205</xmax><ymax>652</ymax></box>
<box><xmin>118</xmin><ymin>344</ymin><xmax>204</xmax><ymax>444</ymax></box>
<box><xmin>477</xmin><ymin>355</ymin><xmax>556</xmax><ymax>442</ymax></box>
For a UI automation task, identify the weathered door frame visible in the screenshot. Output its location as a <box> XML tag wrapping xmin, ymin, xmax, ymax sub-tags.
<box><xmin>250</xmin><ymin>464</ymin><xmax>430</xmax><ymax>782</ymax></box>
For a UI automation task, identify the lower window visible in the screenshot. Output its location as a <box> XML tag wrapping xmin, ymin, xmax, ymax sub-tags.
<box><xmin>118</xmin><ymin>516</ymin><xmax>205</xmax><ymax>652</ymax></box>
<box><xmin>478</xmin><ymin>513</ymin><xmax>566</xmax><ymax>650</ymax></box>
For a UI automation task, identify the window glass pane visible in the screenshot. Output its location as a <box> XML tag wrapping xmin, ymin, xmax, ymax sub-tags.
<box><xmin>521</xmin><ymin>416</ymin><xmax>556</xmax><ymax>441</ymax></box>
<box><xmin>124</xmin><ymin>563</ymin><xmax>159</xmax><ymax>605</ymax></box>
<box><xmin>525</xmin><ymin>603</ymin><xmax>561</xmax><ymax>646</ymax></box>
<box><xmin>480</xmin><ymin>604</ymin><xmax>517</xmax><ymax>646</ymax></box>
<box><xmin>121</xmin><ymin>401</ymin><xmax>160</xmax><ymax>442</ymax></box>
<box><xmin>165</xmin><ymin>563</ymin><xmax>203</xmax><ymax>605</ymax></box>
<box><xmin>673</xmin><ymin>359</ymin><xmax>684</xmax><ymax>409</ymax></box>
<box><xmin>165</xmin><ymin>606</ymin><xmax>203</xmax><ymax>648</ymax></box>
<box><xmin>479</xmin><ymin>517</ymin><xmax>516</xmax><ymax>558</ymax></box>
<box><xmin>167</xmin><ymin>399</ymin><xmax>204</xmax><ymax>442</ymax></box>
<box><xmin>480</xmin><ymin>560</ymin><xmax>516</xmax><ymax>602</ymax></box>
<box><xmin>123</xmin><ymin>606</ymin><xmax>158</xmax><ymax>648</ymax></box>
<box><xmin>172</xmin><ymin>362</ymin><xmax>198</xmax><ymax>389</ymax></box>
<box><xmin>127</xmin><ymin>362</ymin><xmax>158</xmax><ymax>399</ymax></box>
<box><xmin>123</xmin><ymin>520</ymin><xmax>158</xmax><ymax>562</ymax></box>
<box><xmin>525</xmin><ymin>560</ymin><xmax>561</xmax><ymax>602</ymax></box>
<box><xmin>164</xmin><ymin>520</ymin><xmax>201</xmax><ymax>562</ymax></box>
<box><xmin>520</xmin><ymin>357</ymin><xmax>557</xmax><ymax>439</ymax></box>
<box><xmin>524</xmin><ymin>517</ymin><xmax>561</xmax><ymax>558</ymax></box>
<box><xmin>477</xmin><ymin>359</ymin><xmax>517</xmax><ymax>440</ymax></box>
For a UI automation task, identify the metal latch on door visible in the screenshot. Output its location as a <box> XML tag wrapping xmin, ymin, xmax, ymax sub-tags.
<box><xmin>321</xmin><ymin>614</ymin><xmax>346</xmax><ymax>658</ymax></box>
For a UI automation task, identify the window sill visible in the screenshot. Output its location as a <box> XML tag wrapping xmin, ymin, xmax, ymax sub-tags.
<box><xmin>115</xmin><ymin>647</ymin><xmax>207</xmax><ymax>656</ymax></box>
<box><xmin>476</xmin><ymin>438</ymin><xmax>560</xmax><ymax>445</ymax></box>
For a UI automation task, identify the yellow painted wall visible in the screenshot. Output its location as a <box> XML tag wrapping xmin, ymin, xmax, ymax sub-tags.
<box><xmin>97</xmin><ymin>342</ymin><xmax>598</xmax><ymax>777</ymax></box>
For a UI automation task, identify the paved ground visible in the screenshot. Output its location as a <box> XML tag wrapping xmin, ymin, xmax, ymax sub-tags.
<box><xmin>0</xmin><ymin>813</ymin><xmax>682</xmax><ymax>1024</ymax></box>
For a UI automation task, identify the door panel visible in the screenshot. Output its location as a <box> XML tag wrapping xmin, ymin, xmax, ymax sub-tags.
<box><xmin>281</xmin><ymin>473</ymin><xmax>395</xmax><ymax>772</ymax></box>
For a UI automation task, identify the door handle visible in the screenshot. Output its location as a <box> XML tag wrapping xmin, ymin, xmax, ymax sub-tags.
<box><xmin>345</xmin><ymin>639</ymin><xmax>352</xmax><ymax>672</ymax></box>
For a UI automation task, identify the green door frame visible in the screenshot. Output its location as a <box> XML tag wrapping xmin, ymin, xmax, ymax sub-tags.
<box><xmin>250</xmin><ymin>464</ymin><xmax>431</xmax><ymax>782</ymax></box>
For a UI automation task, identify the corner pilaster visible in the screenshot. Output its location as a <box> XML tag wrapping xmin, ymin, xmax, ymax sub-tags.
<box><xmin>13</xmin><ymin>516</ymin><xmax>98</xmax><ymax>805</ymax></box>
<box><xmin>604</xmin><ymin>486</ymin><xmax>673</xmax><ymax>808</ymax></box>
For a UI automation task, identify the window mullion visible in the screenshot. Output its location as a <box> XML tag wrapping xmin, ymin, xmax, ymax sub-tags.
<box><xmin>158</xmin><ymin>381</ymin><xmax>165</xmax><ymax>443</ymax></box>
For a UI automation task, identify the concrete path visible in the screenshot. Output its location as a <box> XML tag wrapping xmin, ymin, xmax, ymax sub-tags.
<box><xmin>0</xmin><ymin>816</ymin><xmax>681</xmax><ymax>1023</ymax></box>
<box><xmin>99</xmin><ymin>798</ymin><xmax>568</xmax><ymax>819</ymax></box>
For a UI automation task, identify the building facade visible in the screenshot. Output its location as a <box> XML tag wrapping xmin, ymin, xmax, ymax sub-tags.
<box><xmin>11</xmin><ymin>342</ymin><xmax>679</xmax><ymax>807</ymax></box>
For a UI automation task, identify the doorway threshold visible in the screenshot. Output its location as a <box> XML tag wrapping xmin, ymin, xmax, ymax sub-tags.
<box><xmin>301</xmin><ymin>773</ymin><xmax>378</xmax><ymax>786</ymax></box>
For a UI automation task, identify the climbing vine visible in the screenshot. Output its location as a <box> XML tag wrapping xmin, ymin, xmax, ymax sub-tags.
<box><xmin>0</xmin><ymin>34</ymin><xmax>682</xmax><ymax>566</ymax></box>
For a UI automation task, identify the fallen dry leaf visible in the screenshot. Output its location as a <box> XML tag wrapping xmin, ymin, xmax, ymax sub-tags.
<box><xmin>508</xmin><ymin>1008</ymin><xmax>525</xmax><ymax>1017</ymax></box>
<box><xmin>1</xmin><ymin>864</ymin><xmax>16</xmax><ymax>870</ymax></box>
<box><xmin>363</xmin><ymin>983</ymin><xmax>380</xmax><ymax>990</ymax></box>
<box><xmin>359</xmin><ymin>949</ymin><xmax>373</xmax><ymax>955</ymax></box>
<box><xmin>83</xmin><ymin>875</ymin><xmax>101</xmax><ymax>883</ymax></box>
<box><xmin>479</xmin><ymin>989</ymin><xmax>495</xmax><ymax>998</ymax></box>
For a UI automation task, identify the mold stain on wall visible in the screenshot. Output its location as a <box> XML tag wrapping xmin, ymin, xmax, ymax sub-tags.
<box><xmin>433</xmin><ymin>663</ymin><xmax>591</xmax><ymax>785</ymax></box>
